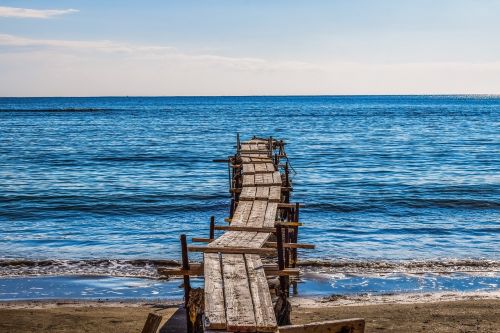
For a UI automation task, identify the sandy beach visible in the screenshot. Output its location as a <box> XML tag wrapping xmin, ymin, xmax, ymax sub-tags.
<box><xmin>1</xmin><ymin>292</ymin><xmax>499</xmax><ymax>333</ymax></box>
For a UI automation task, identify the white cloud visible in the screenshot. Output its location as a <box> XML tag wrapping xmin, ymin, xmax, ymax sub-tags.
<box><xmin>0</xmin><ymin>6</ymin><xmax>78</xmax><ymax>19</ymax></box>
<box><xmin>0</xmin><ymin>34</ymin><xmax>499</xmax><ymax>96</ymax></box>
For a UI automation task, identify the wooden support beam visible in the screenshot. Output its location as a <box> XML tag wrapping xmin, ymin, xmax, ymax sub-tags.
<box><xmin>191</xmin><ymin>237</ymin><xmax>214</xmax><ymax>243</ymax></box>
<box><xmin>158</xmin><ymin>266</ymin><xmax>299</xmax><ymax>277</ymax></box>
<box><xmin>275</xmin><ymin>222</ymin><xmax>303</xmax><ymax>227</ymax></box>
<box><xmin>188</xmin><ymin>246</ymin><xmax>276</xmax><ymax>255</ymax></box>
<box><xmin>278</xmin><ymin>203</ymin><xmax>305</xmax><ymax>208</ymax></box>
<box><xmin>230</xmin><ymin>187</ymin><xmax>293</xmax><ymax>193</ymax></box>
<box><xmin>278</xmin><ymin>318</ymin><xmax>365</xmax><ymax>333</ymax></box>
<box><xmin>239</xmin><ymin>150</ymin><xmax>272</xmax><ymax>154</ymax></box>
<box><xmin>191</xmin><ymin>238</ymin><xmax>314</xmax><ymax>249</ymax></box>
<box><xmin>221</xmin><ymin>219</ymin><xmax>301</xmax><ymax>226</ymax></box>
<box><xmin>214</xmin><ymin>225</ymin><xmax>276</xmax><ymax>233</ymax></box>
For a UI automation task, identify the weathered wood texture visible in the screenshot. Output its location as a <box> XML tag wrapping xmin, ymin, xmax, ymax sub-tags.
<box><xmin>141</xmin><ymin>313</ymin><xmax>163</xmax><ymax>333</ymax></box>
<box><xmin>278</xmin><ymin>319</ymin><xmax>365</xmax><ymax>333</ymax></box>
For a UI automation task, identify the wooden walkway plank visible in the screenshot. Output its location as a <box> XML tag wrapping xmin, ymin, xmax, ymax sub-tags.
<box><xmin>272</xmin><ymin>171</ymin><xmax>282</xmax><ymax>186</ymax></box>
<box><xmin>246</xmin><ymin>254</ymin><xmax>278</xmax><ymax>332</ymax></box>
<box><xmin>269</xmin><ymin>186</ymin><xmax>281</xmax><ymax>202</ymax></box>
<box><xmin>254</xmin><ymin>163</ymin><xmax>268</xmax><ymax>173</ymax></box>
<box><xmin>242</xmin><ymin>156</ymin><xmax>273</xmax><ymax>164</ymax></box>
<box><xmin>246</xmin><ymin>200</ymin><xmax>268</xmax><ymax>227</ymax></box>
<box><xmin>255</xmin><ymin>186</ymin><xmax>270</xmax><ymax>200</ymax></box>
<box><xmin>240</xmin><ymin>186</ymin><xmax>257</xmax><ymax>201</ymax></box>
<box><xmin>243</xmin><ymin>163</ymin><xmax>255</xmax><ymax>175</ymax></box>
<box><xmin>250</xmin><ymin>232</ymin><xmax>271</xmax><ymax>247</ymax></box>
<box><xmin>232</xmin><ymin>201</ymin><xmax>254</xmax><ymax>226</ymax></box>
<box><xmin>257</xmin><ymin>143</ymin><xmax>268</xmax><ymax>151</ymax></box>
<box><xmin>204</xmin><ymin>253</ymin><xmax>226</xmax><ymax>330</ymax></box>
<box><xmin>258</xmin><ymin>173</ymin><xmax>273</xmax><ymax>186</ymax></box>
<box><xmin>242</xmin><ymin>174</ymin><xmax>255</xmax><ymax>187</ymax></box>
<box><xmin>210</xmin><ymin>231</ymin><xmax>244</xmax><ymax>248</ymax></box>
<box><xmin>263</xmin><ymin>202</ymin><xmax>278</xmax><ymax>228</ymax></box>
<box><xmin>222</xmin><ymin>254</ymin><xmax>257</xmax><ymax>332</ymax></box>
<box><xmin>266</xmin><ymin>163</ymin><xmax>276</xmax><ymax>172</ymax></box>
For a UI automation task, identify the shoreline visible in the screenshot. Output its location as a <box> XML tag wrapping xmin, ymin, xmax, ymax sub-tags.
<box><xmin>1</xmin><ymin>290</ymin><xmax>498</xmax><ymax>309</ymax></box>
<box><xmin>0</xmin><ymin>292</ymin><xmax>499</xmax><ymax>332</ymax></box>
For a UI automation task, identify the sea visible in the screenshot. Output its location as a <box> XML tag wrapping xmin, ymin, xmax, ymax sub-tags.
<box><xmin>0</xmin><ymin>95</ymin><xmax>498</xmax><ymax>300</ymax></box>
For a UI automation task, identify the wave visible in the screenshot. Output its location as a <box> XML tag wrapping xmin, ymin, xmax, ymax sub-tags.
<box><xmin>0</xmin><ymin>259</ymin><xmax>180</xmax><ymax>279</ymax></box>
<box><xmin>306</xmin><ymin>198</ymin><xmax>500</xmax><ymax>212</ymax></box>
<box><xmin>1</xmin><ymin>258</ymin><xmax>498</xmax><ymax>279</ymax></box>
<box><xmin>297</xmin><ymin>259</ymin><xmax>500</xmax><ymax>274</ymax></box>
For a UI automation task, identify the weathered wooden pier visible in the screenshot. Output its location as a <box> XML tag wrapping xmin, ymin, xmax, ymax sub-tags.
<box><xmin>159</xmin><ymin>136</ymin><xmax>364</xmax><ymax>333</ymax></box>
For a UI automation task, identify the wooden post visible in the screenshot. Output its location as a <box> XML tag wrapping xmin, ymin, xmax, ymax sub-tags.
<box><xmin>209</xmin><ymin>216</ymin><xmax>215</xmax><ymax>240</ymax></box>
<box><xmin>284</xmin><ymin>162</ymin><xmax>290</xmax><ymax>203</ymax></box>
<box><xmin>228</xmin><ymin>159</ymin><xmax>232</xmax><ymax>191</ymax></box>
<box><xmin>229</xmin><ymin>198</ymin><xmax>235</xmax><ymax>219</ymax></box>
<box><xmin>284</xmin><ymin>227</ymin><xmax>290</xmax><ymax>268</ymax></box>
<box><xmin>275</xmin><ymin>225</ymin><xmax>287</xmax><ymax>295</ymax></box>
<box><xmin>292</xmin><ymin>202</ymin><xmax>299</xmax><ymax>268</ymax></box>
<box><xmin>274</xmin><ymin>225</ymin><xmax>291</xmax><ymax>325</ymax></box>
<box><xmin>180</xmin><ymin>234</ymin><xmax>192</xmax><ymax>333</ymax></box>
<box><xmin>268</xmin><ymin>136</ymin><xmax>273</xmax><ymax>157</ymax></box>
<box><xmin>236</xmin><ymin>133</ymin><xmax>241</xmax><ymax>152</ymax></box>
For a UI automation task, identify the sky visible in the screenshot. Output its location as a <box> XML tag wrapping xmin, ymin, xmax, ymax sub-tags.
<box><xmin>0</xmin><ymin>0</ymin><xmax>499</xmax><ymax>96</ymax></box>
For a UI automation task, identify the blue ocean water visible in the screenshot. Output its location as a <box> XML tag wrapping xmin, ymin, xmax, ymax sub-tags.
<box><xmin>0</xmin><ymin>95</ymin><xmax>499</xmax><ymax>298</ymax></box>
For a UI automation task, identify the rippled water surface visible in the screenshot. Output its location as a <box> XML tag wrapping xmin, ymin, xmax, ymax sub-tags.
<box><xmin>0</xmin><ymin>96</ymin><xmax>499</xmax><ymax>279</ymax></box>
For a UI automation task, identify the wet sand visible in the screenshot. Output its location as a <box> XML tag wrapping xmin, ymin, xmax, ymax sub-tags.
<box><xmin>0</xmin><ymin>293</ymin><xmax>499</xmax><ymax>333</ymax></box>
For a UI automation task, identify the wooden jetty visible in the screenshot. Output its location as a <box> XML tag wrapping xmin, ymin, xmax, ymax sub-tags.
<box><xmin>158</xmin><ymin>136</ymin><xmax>364</xmax><ymax>333</ymax></box>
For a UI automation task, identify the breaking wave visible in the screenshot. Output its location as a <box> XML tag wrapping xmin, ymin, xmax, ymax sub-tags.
<box><xmin>1</xmin><ymin>258</ymin><xmax>498</xmax><ymax>279</ymax></box>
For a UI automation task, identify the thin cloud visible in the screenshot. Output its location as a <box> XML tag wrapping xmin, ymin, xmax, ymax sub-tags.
<box><xmin>0</xmin><ymin>6</ymin><xmax>78</xmax><ymax>19</ymax></box>
<box><xmin>0</xmin><ymin>34</ymin><xmax>317</xmax><ymax>72</ymax></box>
<box><xmin>0</xmin><ymin>34</ymin><xmax>176</xmax><ymax>53</ymax></box>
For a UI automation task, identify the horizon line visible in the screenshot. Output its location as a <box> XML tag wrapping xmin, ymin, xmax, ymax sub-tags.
<box><xmin>1</xmin><ymin>93</ymin><xmax>499</xmax><ymax>99</ymax></box>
